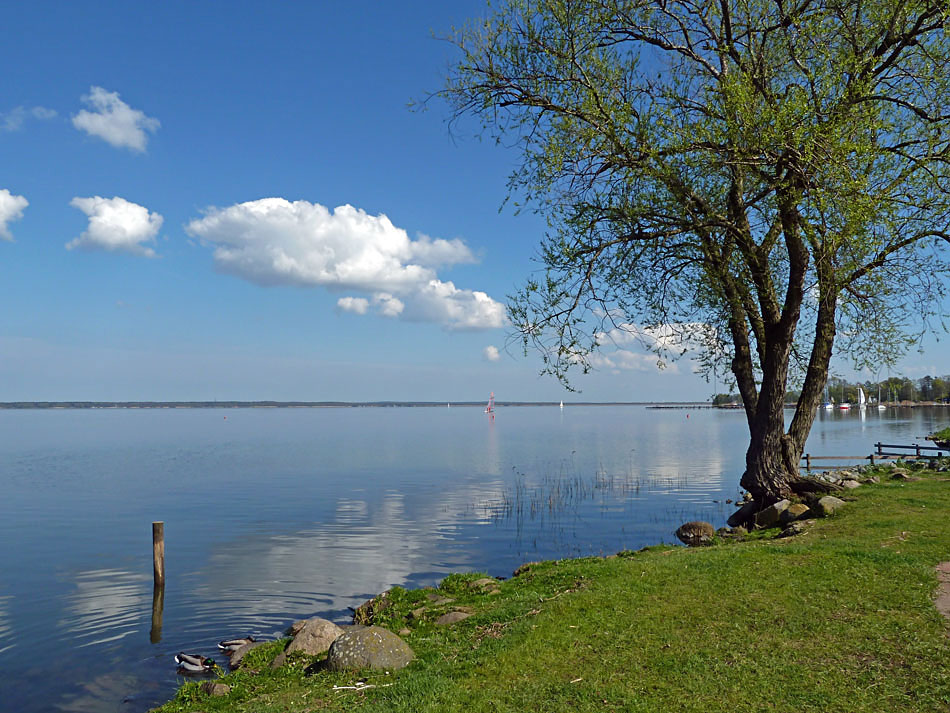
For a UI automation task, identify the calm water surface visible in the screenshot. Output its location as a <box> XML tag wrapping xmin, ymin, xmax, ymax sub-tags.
<box><xmin>0</xmin><ymin>405</ymin><xmax>946</xmax><ymax>712</ymax></box>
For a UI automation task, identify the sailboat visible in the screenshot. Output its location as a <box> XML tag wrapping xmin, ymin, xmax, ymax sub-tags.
<box><xmin>559</xmin><ymin>400</ymin><xmax>564</xmax><ymax>410</ymax></box>
<box><xmin>877</xmin><ymin>384</ymin><xmax>886</xmax><ymax>410</ymax></box>
<box><xmin>858</xmin><ymin>387</ymin><xmax>867</xmax><ymax>410</ymax></box>
<box><xmin>485</xmin><ymin>392</ymin><xmax>495</xmax><ymax>416</ymax></box>
<box><xmin>837</xmin><ymin>382</ymin><xmax>851</xmax><ymax>410</ymax></box>
<box><xmin>822</xmin><ymin>385</ymin><xmax>834</xmax><ymax>410</ymax></box>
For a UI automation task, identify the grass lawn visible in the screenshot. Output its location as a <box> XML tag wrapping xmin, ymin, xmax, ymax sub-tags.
<box><xmin>154</xmin><ymin>464</ymin><xmax>950</xmax><ymax>712</ymax></box>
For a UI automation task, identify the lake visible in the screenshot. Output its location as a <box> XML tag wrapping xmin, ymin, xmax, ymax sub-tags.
<box><xmin>1</xmin><ymin>404</ymin><xmax>947</xmax><ymax>712</ymax></box>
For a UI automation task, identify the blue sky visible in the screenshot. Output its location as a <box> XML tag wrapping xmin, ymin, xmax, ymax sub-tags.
<box><xmin>0</xmin><ymin>2</ymin><xmax>945</xmax><ymax>402</ymax></box>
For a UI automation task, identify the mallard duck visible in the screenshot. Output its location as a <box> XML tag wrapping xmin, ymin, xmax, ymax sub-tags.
<box><xmin>175</xmin><ymin>652</ymin><xmax>216</xmax><ymax>673</ymax></box>
<box><xmin>218</xmin><ymin>636</ymin><xmax>256</xmax><ymax>653</ymax></box>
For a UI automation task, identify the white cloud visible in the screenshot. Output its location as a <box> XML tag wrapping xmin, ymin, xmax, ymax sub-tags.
<box><xmin>0</xmin><ymin>189</ymin><xmax>28</xmax><ymax>241</ymax></box>
<box><xmin>67</xmin><ymin>196</ymin><xmax>163</xmax><ymax>257</ymax></box>
<box><xmin>597</xmin><ymin>322</ymin><xmax>717</xmax><ymax>354</ymax></box>
<box><xmin>337</xmin><ymin>296</ymin><xmax>369</xmax><ymax>315</ymax></box>
<box><xmin>373</xmin><ymin>292</ymin><xmax>405</xmax><ymax>317</ymax></box>
<box><xmin>72</xmin><ymin>86</ymin><xmax>159</xmax><ymax>152</ymax></box>
<box><xmin>483</xmin><ymin>345</ymin><xmax>500</xmax><ymax>361</ymax></box>
<box><xmin>588</xmin><ymin>350</ymin><xmax>678</xmax><ymax>373</ymax></box>
<box><xmin>187</xmin><ymin>198</ymin><xmax>506</xmax><ymax>330</ymax></box>
<box><xmin>0</xmin><ymin>105</ymin><xmax>57</xmax><ymax>132</ymax></box>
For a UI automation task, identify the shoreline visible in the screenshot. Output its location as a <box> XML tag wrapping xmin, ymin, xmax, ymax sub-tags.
<box><xmin>152</xmin><ymin>461</ymin><xmax>950</xmax><ymax>713</ymax></box>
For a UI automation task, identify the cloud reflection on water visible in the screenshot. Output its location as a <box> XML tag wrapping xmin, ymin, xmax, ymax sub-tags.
<box><xmin>59</xmin><ymin>569</ymin><xmax>150</xmax><ymax>648</ymax></box>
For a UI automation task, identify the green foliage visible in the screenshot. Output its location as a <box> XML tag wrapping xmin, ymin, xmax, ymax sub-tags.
<box><xmin>439</xmin><ymin>0</ymin><xmax>950</xmax><ymax>498</ymax></box>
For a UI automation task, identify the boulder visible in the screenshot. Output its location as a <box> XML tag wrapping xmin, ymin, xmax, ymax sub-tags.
<box><xmin>469</xmin><ymin>577</ymin><xmax>501</xmax><ymax>594</ymax></box>
<box><xmin>675</xmin><ymin>521</ymin><xmax>715</xmax><ymax>547</ymax></box>
<box><xmin>777</xmin><ymin>520</ymin><xmax>811</xmax><ymax>538</ymax></box>
<box><xmin>352</xmin><ymin>590</ymin><xmax>393</xmax><ymax>625</ymax></box>
<box><xmin>779</xmin><ymin>503</ymin><xmax>810</xmax><ymax>525</ymax></box>
<box><xmin>754</xmin><ymin>499</ymin><xmax>791</xmax><ymax>529</ymax></box>
<box><xmin>727</xmin><ymin>501</ymin><xmax>757</xmax><ymax>528</ymax></box>
<box><xmin>272</xmin><ymin>617</ymin><xmax>344</xmax><ymax>668</ymax></box>
<box><xmin>865</xmin><ymin>475</ymin><xmax>880</xmax><ymax>484</ymax></box>
<box><xmin>810</xmin><ymin>496</ymin><xmax>846</xmax><ymax>517</ymax></box>
<box><xmin>841</xmin><ymin>479</ymin><xmax>861</xmax><ymax>489</ymax></box>
<box><xmin>228</xmin><ymin>640</ymin><xmax>267</xmax><ymax>669</ymax></box>
<box><xmin>435</xmin><ymin>610</ymin><xmax>472</xmax><ymax>626</ymax></box>
<box><xmin>324</xmin><ymin>625</ymin><xmax>414</xmax><ymax>672</ymax></box>
<box><xmin>199</xmin><ymin>682</ymin><xmax>230</xmax><ymax>696</ymax></box>
<box><xmin>426</xmin><ymin>593</ymin><xmax>454</xmax><ymax>605</ymax></box>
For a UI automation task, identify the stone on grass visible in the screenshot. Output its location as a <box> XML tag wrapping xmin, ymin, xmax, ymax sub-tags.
<box><xmin>470</xmin><ymin>577</ymin><xmax>501</xmax><ymax>594</ymax></box>
<box><xmin>755</xmin><ymin>499</ymin><xmax>791</xmax><ymax>529</ymax></box>
<box><xmin>727</xmin><ymin>501</ymin><xmax>757</xmax><ymax>528</ymax></box>
<box><xmin>780</xmin><ymin>503</ymin><xmax>810</xmax><ymax>525</ymax></box>
<box><xmin>272</xmin><ymin>617</ymin><xmax>344</xmax><ymax>668</ymax></box>
<box><xmin>228</xmin><ymin>640</ymin><xmax>266</xmax><ymax>669</ymax></box>
<box><xmin>811</xmin><ymin>496</ymin><xmax>846</xmax><ymax>517</ymax></box>
<box><xmin>352</xmin><ymin>590</ymin><xmax>393</xmax><ymax>625</ymax></box>
<box><xmin>675</xmin><ymin>521</ymin><xmax>715</xmax><ymax>547</ymax></box>
<box><xmin>435</xmin><ymin>610</ymin><xmax>472</xmax><ymax>626</ymax></box>
<box><xmin>841</xmin><ymin>479</ymin><xmax>861</xmax><ymax>489</ymax></box>
<box><xmin>199</xmin><ymin>682</ymin><xmax>230</xmax><ymax>696</ymax></box>
<box><xmin>777</xmin><ymin>521</ymin><xmax>811</xmax><ymax>538</ymax></box>
<box><xmin>324</xmin><ymin>625</ymin><xmax>414</xmax><ymax>672</ymax></box>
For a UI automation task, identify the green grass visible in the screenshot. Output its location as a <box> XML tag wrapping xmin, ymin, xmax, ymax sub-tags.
<box><xmin>153</xmin><ymin>466</ymin><xmax>950</xmax><ymax>712</ymax></box>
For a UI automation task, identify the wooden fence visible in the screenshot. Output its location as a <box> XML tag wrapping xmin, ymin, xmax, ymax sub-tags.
<box><xmin>801</xmin><ymin>441</ymin><xmax>949</xmax><ymax>471</ymax></box>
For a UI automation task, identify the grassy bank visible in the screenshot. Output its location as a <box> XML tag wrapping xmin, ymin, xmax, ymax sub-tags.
<box><xmin>154</xmin><ymin>465</ymin><xmax>950</xmax><ymax>712</ymax></box>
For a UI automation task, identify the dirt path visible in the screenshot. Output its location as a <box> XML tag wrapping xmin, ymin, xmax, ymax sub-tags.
<box><xmin>936</xmin><ymin>562</ymin><xmax>950</xmax><ymax>622</ymax></box>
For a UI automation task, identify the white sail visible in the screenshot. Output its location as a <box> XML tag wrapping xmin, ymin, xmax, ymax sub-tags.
<box><xmin>858</xmin><ymin>387</ymin><xmax>867</xmax><ymax>407</ymax></box>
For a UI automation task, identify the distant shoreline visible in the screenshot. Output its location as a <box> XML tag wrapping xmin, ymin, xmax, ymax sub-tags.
<box><xmin>0</xmin><ymin>400</ymin><xmax>710</xmax><ymax>410</ymax></box>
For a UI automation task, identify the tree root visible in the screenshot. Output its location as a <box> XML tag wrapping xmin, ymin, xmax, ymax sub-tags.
<box><xmin>789</xmin><ymin>475</ymin><xmax>843</xmax><ymax>497</ymax></box>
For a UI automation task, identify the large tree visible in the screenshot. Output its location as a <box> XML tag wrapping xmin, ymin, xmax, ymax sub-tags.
<box><xmin>441</xmin><ymin>0</ymin><xmax>950</xmax><ymax>512</ymax></box>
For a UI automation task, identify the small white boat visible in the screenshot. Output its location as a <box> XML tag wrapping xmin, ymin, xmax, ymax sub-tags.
<box><xmin>858</xmin><ymin>387</ymin><xmax>867</xmax><ymax>410</ymax></box>
<box><xmin>838</xmin><ymin>402</ymin><xmax>851</xmax><ymax>410</ymax></box>
<box><xmin>559</xmin><ymin>400</ymin><xmax>563</xmax><ymax>410</ymax></box>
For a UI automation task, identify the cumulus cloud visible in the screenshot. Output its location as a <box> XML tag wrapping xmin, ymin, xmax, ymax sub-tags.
<box><xmin>483</xmin><ymin>345</ymin><xmax>500</xmax><ymax>362</ymax></box>
<box><xmin>1</xmin><ymin>105</ymin><xmax>57</xmax><ymax>132</ymax></box>
<box><xmin>187</xmin><ymin>198</ymin><xmax>505</xmax><ymax>330</ymax></box>
<box><xmin>72</xmin><ymin>87</ymin><xmax>159</xmax><ymax>152</ymax></box>
<box><xmin>0</xmin><ymin>189</ymin><xmax>28</xmax><ymax>241</ymax></box>
<box><xmin>67</xmin><ymin>196</ymin><xmax>163</xmax><ymax>257</ymax></box>
<box><xmin>337</xmin><ymin>296</ymin><xmax>369</xmax><ymax>315</ymax></box>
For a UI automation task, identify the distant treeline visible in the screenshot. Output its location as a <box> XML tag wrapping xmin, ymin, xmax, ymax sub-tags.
<box><xmin>0</xmin><ymin>400</ymin><xmax>646</xmax><ymax>410</ymax></box>
<box><xmin>713</xmin><ymin>374</ymin><xmax>950</xmax><ymax>407</ymax></box>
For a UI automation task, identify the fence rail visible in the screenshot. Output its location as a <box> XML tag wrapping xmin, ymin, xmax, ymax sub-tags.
<box><xmin>800</xmin><ymin>442</ymin><xmax>949</xmax><ymax>471</ymax></box>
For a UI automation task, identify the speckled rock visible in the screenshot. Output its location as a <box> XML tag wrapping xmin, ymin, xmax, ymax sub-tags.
<box><xmin>324</xmin><ymin>626</ymin><xmax>414</xmax><ymax>671</ymax></box>
<box><xmin>841</xmin><ymin>479</ymin><xmax>861</xmax><ymax>489</ymax></box>
<box><xmin>675</xmin><ymin>521</ymin><xmax>715</xmax><ymax>546</ymax></box>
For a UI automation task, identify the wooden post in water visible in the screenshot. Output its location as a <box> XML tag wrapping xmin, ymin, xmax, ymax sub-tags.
<box><xmin>805</xmin><ymin>453</ymin><xmax>811</xmax><ymax>471</ymax></box>
<box><xmin>152</xmin><ymin>521</ymin><xmax>165</xmax><ymax>587</ymax></box>
<box><xmin>150</xmin><ymin>582</ymin><xmax>165</xmax><ymax>644</ymax></box>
